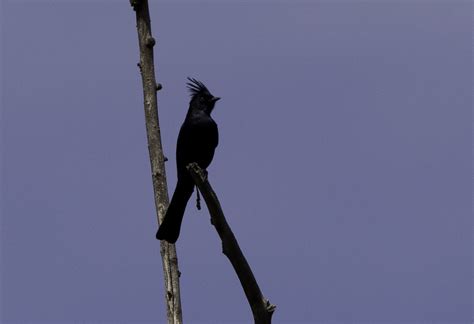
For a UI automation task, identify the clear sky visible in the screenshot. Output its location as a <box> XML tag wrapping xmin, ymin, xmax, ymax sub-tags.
<box><xmin>1</xmin><ymin>0</ymin><xmax>472</xmax><ymax>323</ymax></box>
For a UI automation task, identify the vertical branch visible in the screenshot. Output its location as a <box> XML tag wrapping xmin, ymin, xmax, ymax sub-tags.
<box><xmin>130</xmin><ymin>1</ymin><xmax>183</xmax><ymax>323</ymax></box>
<box><xmin>187</xmin><ymin>163</ymin><xmax>276</xmax><ymax>324</ymax></box>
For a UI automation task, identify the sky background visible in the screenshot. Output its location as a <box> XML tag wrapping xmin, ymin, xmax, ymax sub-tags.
<box><xmin>1</xmin><ymin>0</ymin><xmax>472</xmax><ymax>323</ymax></box>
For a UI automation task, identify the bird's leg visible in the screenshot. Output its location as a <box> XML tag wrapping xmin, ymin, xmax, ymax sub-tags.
<box><xmin>195</xmin><ymin>186</ymin><xmax>201</xmax><ymax>210</ymax></box>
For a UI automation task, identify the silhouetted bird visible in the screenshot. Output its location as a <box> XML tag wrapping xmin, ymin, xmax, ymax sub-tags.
<box><xmin>156</xmin><ymin>78</ymin><xmax>220</xmax><ymax>243</ymax></box>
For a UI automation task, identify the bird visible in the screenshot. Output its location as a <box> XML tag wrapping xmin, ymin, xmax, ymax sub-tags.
<box><xmin>156</xmin><ymin>77</ymin><xmax>220</xmax><ymax>243</ymax></box>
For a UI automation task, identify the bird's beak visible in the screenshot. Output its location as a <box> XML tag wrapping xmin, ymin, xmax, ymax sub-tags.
<box><xmin>212</xmin><ymin>97</ymin><xmax>221</xmax><ymax>103</ymax></box>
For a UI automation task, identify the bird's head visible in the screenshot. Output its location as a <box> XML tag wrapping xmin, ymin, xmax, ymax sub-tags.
<box><xmin>187</xmin><ymin>77</ymin><xmax>220</xmax><ymax>115</ymax></box>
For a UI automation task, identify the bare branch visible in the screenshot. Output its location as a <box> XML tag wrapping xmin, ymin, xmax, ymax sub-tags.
<box><xmin>187</xmin><ymin>163</ymin><xmax>276</xmax><ymax>324</ymax></box>
<box><xmin>131</xmin><ymin>1</ymin><xmax>183</xmax><ymax>323</ymax></box>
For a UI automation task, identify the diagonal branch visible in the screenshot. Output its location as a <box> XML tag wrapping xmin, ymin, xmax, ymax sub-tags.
<box><xmin>187</xmin><ymin>163</ymin><xmax>276</xmax><ymax>324</ymax></box>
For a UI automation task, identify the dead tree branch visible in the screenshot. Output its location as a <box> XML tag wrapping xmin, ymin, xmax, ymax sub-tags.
<box><xmin>130</xmin><ymin>0</ymin><xmax>183</xmax><ymax>323</ymax></box>
<box><xmin>187</xmin><ymin>163</ymin><xmax>276</xmax><ymax>324</ymax></box>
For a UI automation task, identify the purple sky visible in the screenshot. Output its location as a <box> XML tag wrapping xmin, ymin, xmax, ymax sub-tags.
<box><xmin>1</xmin><ymin>1</ymin><xmax>472</xmax><ymax>323</ymax></box>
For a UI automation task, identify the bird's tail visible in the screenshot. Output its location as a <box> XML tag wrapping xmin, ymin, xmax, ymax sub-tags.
<box><xmin>156</xmin><ymin>179</ymin><xmax>194</xmax><ymax>243</ymax></box>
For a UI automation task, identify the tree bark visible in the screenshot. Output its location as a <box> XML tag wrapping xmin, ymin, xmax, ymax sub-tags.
<box><xmin>130</xmin><ymin>1</ymin><xmax>183</xmax><ymax>323</ymax></box>
<box><xmin>187</xmin><ymin>163</ymin><xmax>276</xmax><ymax>324</ymax></box>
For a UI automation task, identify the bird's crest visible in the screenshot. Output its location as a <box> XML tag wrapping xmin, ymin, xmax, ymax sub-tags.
<box><xmin>186</xmin><ymin>77</ymin><xmax>210</xmax><ymax>97</ymax></box>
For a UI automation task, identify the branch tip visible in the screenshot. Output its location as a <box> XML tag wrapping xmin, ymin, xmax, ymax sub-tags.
<box><xmin>156</xmin><ymin>83</ymin><xmax>163</xmax><ymax>91</ymax></box>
